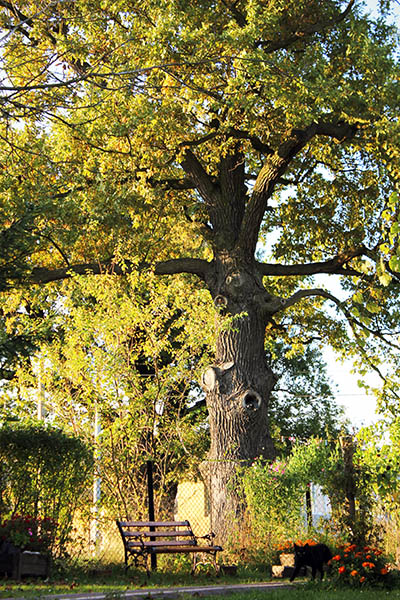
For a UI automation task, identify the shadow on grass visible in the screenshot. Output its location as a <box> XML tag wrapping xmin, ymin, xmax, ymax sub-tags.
<box><xmin>0</xmin><ymin>559</ymin><xmax>274</xmax><ymax>599</ymax></box>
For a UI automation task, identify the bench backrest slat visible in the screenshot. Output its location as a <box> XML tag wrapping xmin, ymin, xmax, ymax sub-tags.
<box><xmin>127</xmin><ymin>539</ymin><xmax>196</xmax><ymax>548</ymax></box>
<box><xmin>123</xmin><ymin>530</ymin><xmax>193</xmax><ymax>538</ymax></box>
<box><xmin>118</xmin><ymin>520</ymin><xmax>190</xmax><ymax>528</ymax></box>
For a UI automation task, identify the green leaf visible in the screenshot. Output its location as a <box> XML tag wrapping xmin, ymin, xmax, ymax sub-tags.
<box><xmin>378</xmin><ymin>271</ymin><xmax>392</xmax><ymax>286</ymax></box>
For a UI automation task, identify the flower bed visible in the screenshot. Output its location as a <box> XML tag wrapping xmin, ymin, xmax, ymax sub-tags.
<box><xmin>0</xmin><ymin>514</ymin><xmax>56</xmax><ymax>578</ymax></box>
<box><xmin>329</xmin><ymin>544</ymin><xmax>391</xmax><ymax>587</ymax></box>
<box><xmin>0</xmin><ymin>515</ymin><xmax>56</xmax><ymax>554</ymax></box>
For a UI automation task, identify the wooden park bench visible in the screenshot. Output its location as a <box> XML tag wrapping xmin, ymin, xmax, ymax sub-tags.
<box><xmin>116</xmin><ymin>520</ymin><xmax>223</xmax><ymax>574</ymax></box>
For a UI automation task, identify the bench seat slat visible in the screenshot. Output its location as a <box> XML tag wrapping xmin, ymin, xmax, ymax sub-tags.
<box><xmin>126</xmin><ymin>544</ymin><xmax>222</xmax><ymax>553</ymax></box>
<box><xmin>149</xmin><ymin>545</ymin><xmax>223</xmax><ymax>552</ymax></box>
<box><xmin>141</xmin><ymin>546</ymin><xmax>222</xmax><ymax>554</ymax></box>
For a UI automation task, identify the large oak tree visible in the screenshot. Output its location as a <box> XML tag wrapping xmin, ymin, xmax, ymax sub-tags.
<box><xmin>0</xmin><ymin>0</ymin><xmax>400</xmax><ymax>538</ymax></box>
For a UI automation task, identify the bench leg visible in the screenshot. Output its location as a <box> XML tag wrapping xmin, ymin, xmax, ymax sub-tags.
<box><xmin>124</xmin><ymin>549</ymin><xmax>129</xmax><ymax>573</ymax></box>
<box><xmin>191</xmin><ymin>553</ymin><xmax>198</xmax><ymax>575</ymax></box>
<box><xmin>192</xmin><ymin>552</ymin><xmax>220</xmax><ymax>575</ymax></box>
<box><xmin>124</xmin><ymin>550</ymin><xmax>148</xmax><ymax>575</ymax></box>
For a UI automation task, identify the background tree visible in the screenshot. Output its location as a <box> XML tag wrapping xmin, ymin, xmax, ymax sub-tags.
<box><xmin>0</xmin><ymin>0</ymin><xmax>399</xmax><ymax>539</ymax></box>
<box><xmin>269</xmin><ymin>342</ymin><xmax>348</xmax><ymax>450</ymax></box>
<box><xmin>5</xmin><ymin>271</ymin><xmax>213</xmax><ymax>518</ymax></box>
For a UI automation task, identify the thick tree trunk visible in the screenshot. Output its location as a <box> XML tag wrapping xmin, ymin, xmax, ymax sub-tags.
<box><xmin>201</xmin><ymin>256</ymin><xmax>278</xmax><ymax>542</ymax></box>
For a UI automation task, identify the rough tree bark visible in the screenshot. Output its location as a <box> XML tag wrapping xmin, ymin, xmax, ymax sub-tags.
<box><xmin>200</xmin><ymin>256</ymin><xmax>279</xmax><ymax>540</ymax></box>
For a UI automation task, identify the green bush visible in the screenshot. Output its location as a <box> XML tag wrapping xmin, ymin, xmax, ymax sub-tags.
<box><xmin>0</xmin><ymin>421</ymin><xmax>93</xmax><ymax>557</ymax></box>
<box><xmin>235</xmin><ymin>437</ymin><xmax>387</xmax><ymax>568</ymax></box>
<box><xmin>242</xmin><ymin>457</ymin><xmax>307</xmax><ymax>543</ymax></box>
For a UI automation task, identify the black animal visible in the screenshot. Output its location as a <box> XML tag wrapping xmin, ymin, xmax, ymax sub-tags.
<box><xmin>290</xmin><ymin>542</ymin><xmax>332</xmax><ymax>581</ymax></box>
<box><xmin>0</xmin><ymin>540</ymin><xmax>19</xmax><ymax>577</ymax></box>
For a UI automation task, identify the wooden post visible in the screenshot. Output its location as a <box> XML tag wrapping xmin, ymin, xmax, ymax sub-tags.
<box><xmin>340</xmin><ymin>435</ymin><xmax>356</xmax><ymax>526</ymax></box>
<box><xmin>147</xmin><ymin>460</ymin><xmax>157</xmax><ymax>571</ymax></box>
<box><xmin>305</xmin><ymin>485</ymin><xmax>313</xmax><ymax>530</ymax></box>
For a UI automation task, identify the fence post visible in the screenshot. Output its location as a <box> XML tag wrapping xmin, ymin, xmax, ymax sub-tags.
<box><xmin>147</xmin><ymin>460</ymin><xmax>157</xmax><ymax>571</ymax></box>
<box><xmin>91</xmin><ymin>405</ymin><xmax>102</xmax><ymax>557</ymax></box>
<box><xmin>305</xmin><ymin>485</ymin><xmax>313</xmax><ymax>530</ymax></box>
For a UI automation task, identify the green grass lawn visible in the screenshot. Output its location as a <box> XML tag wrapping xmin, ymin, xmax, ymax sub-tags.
<box><xmin>1</xmin><ymin>565</ymin><xmax>400</xmax><ymax>599</ymax></box>
<box><xmin>201</xmin><ymin>591</ymin><xmax>400</xmax><ymax>600</ymax></box>
<box><xmin>1</xmin><ymin>581</ymin><xmax>400</xmax><ymax>600</ymax></box>
<box><xmin>0</xmin><ymin>564</ymin><xmax>257</xmax><ymax>598</ymax></box>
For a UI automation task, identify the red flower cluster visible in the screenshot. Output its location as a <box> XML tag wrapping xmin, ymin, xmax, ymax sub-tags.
<box><xmin>0</xmin><ymin>514</ymin><xmax>57</xmax><ymax>553</ymax></box>
<box><xmin>329</xmin><ymin>543</ymin><xmax>390</xmax><ymax>588</ymax></box>
<box><xmin>276</xmin><ymin>538</ymin><xmax>318</xmax><ymax>553</ymax></box>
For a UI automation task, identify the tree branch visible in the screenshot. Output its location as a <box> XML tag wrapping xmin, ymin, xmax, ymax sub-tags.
<box><xmin>256</xmin><ymin>0</ymin><xmax>356</xmax><ymax>53</ymax></box>
<box><xmin>31</xmin><ymin>257</ymin><xmax>212</xmax><ymax>284</ymax></box>
<box><xmin>219</xmin><ymin>0</ymin><xmax>247</xmax><ymax>28</ymax></box>
<box><xmin>35</xmin><ymin>233</ymin><xmax>70</xmax><ymax>267</ymax></box>
<box><xmin>154</xmin><ymin>257</ymin><xmax>212</xmax><ymax>279</ymax></box>
<box><xmin>180</xmin><ymin>149</ymin><xmax>218</xmax><ymax>204</ymax></box>
<box><xmin>31</xmin><ymin>261</ymin><xmax>119</xmax><ymax>284</ymax></box>
<box><xmin>239</xmin><ymin>120</ymin><xmax>358</xmax><ymax>256</ymax></box>
<box><xmin>228</xmin><ymin>128</ymin><xmax>273</xmax><ymax>155</ymax></box>
<box><xmin>277</xmin><ymin>286</ymin><xmax>400</xmax><ymax>353</ymax></box>
<box><xmin>147</xmin><ymin>175</ymin><xmax>195</xmax><ymax>190</ymax></box>
<box><xmin>279</xmin><ymin>287</ymin><xmax>340</xmax><ymax>312</ymax></box>
<box><xmin>257</xmin><ymin>247</ymin><xmax>367</xmax><ymax>278</ymax></box>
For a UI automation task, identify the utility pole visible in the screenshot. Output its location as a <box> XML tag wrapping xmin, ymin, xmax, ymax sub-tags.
<box><xmin>91</xmin><ymin>406</ymin><xmax>102</xmax><ymax>555</ymax></box>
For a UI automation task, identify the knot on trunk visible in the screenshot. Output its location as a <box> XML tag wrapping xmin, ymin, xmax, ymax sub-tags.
<box><xmin>253</xmin><ymin>290</ymin><xmax>286</xmax><ymax>315</ymax></box>
<box><xmin>201</xmin><ymin>362</ymin><xmax>235</xmax><ymax>392</ymax></box>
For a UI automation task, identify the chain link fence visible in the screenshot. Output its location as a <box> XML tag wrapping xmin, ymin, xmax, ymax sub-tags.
<box><xmin>67</xmin><ymin>472</ymin><xmax>336</xmax><ymax>565</ymax></box>
<box><xmin>67</xmin><ymin>478</ymin><xmax>213</xmax><ymax>563</ymax></box>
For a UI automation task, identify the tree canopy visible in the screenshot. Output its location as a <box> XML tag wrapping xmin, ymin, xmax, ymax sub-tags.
<box><xmin>0</xmin><ymin>0</ymin><xmax>398</xmax><ymax>344</ymax></box>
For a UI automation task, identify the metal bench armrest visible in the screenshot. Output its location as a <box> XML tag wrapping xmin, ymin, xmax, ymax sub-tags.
<box><xmin>194</xmin><ymin>531</ymin><xmax>216</xmax><ymax>546</ymax></box>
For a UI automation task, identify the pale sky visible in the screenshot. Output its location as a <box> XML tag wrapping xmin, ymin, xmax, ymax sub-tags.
<box><xmin>324</xmin><ymin>348</ymin><xmax>380</xmax><ymax>428</ymax></box>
